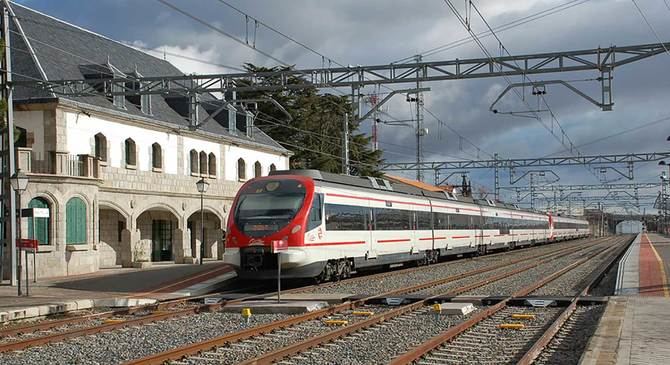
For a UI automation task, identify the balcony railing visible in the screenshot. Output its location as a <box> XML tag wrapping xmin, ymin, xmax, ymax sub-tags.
<box><xmin>17</xmin><ymin>148</ymin><xmax>100</xmax><ymax>179</ymax></box>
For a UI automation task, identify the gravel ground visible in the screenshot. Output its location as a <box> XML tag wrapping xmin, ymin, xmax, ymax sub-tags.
<box><xmin>589</xmin><ymin>239</ymin><xmax>634</xmax><ymax>297</ymax></box>
<box><xmin>0</xmin><ymin>317</ymin><xmax>109</xmax><ymax>345</ymax></box>
<box><xmin>300</xmin><ymin>239</ymin><xmax>591</xmax><ymax>297</ymax></box>
<box><xmin>531</xmin><ymin>244</ymin><xmax>622</xmax><ymax>297</ymax></box>
<box><xmin>415</xmin><ymin>306</ymin><xmax>562</xmax><ymax>364</ymax></box>
<box><xmin>0</xmin><ymin>303</ymin><xmax>202</xmax><ymax>345</ymax></box>
<box><xmin>0</xmin><ymin>308</ymin><xmax>112</xmax><ymax>332</ymax></box>
<box><xmin>180</xmin><ymin>305</ymin><xmax>389</xmax><ymax>364</ymax></box>
<box><xmin>463</xmin><ymin>241</ymin><xmax>610</xmax><ymax>296</ymax></box>
<box><xmin>277</xmin><ymin>306</ymin><xmax>473</xmax><ymax>365</ymax></box>
<box><xmin>535</xmin><ymin>305</ymin><xmax>605</xmax><ymax>365</ymax></box>
<box><xmin>0</xmin><ymin>312</ymin><xmax>289</xmax><ymax>365</ymax></box>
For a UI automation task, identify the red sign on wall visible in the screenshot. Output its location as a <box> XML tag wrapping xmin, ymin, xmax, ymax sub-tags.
<box><xmin>18</xmin><ymin>239</ymin><xmax>38</xmax><ymax>251</ymax></box>
<box><xmin>271</xmin><ymin>239</ymin><xmax>288</xmax><ymax>253</ymax></box>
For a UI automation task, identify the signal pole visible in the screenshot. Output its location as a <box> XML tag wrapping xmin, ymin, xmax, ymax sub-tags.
<box><xmin>1</xmin><ymin>4</ymin><xmax>17</xmax><ymax>285</ymax></box>
<box><xmin>414</xmin><ymin>55</ymin><xmax>424</xmax><ymax>182</ymax></box>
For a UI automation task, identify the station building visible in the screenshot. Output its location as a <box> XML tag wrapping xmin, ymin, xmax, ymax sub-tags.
<box><xmin>1</xmin><ymin>3</ymin><xmax>290</xmax><ymax>278</ymax></box>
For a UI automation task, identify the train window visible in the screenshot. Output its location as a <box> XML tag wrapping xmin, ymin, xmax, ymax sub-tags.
<box><xmin>374</xmin><ymin>208</ymin><xmax>412</xmax><ymax>231</ymax></box>
<box><xmin>416</xmin><ymin>211</ymin><xmax>432</xmax><ymax>230</ymax></box>
<box><xmin>433</xmin><ymin>212</ymin><xmax>449</xmax><ymax>230</ymax></box>
<box><xmin>234</xmin><ymin>179</ymin><xmax>306</xmax><ymax>237</ymax></box>
<box><xmin>307</xmin><ymin>193</ymin><xmax>323</xmax><ymax>232</ymax></box>
<box><xmin>325</xmin><ymin>204</ymin><xmax>367</xmax><ymax>231</ymax></box>
<box><xmin>449</xmin><ymin>214</ymin><xmax>470</xmax><ymax>230</ymax></box>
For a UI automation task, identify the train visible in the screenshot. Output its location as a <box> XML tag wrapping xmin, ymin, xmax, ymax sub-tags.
<box><xmin>224</xmin><ymin>170</ymin><xmax>590</xmax><ymax>282</ymax></box>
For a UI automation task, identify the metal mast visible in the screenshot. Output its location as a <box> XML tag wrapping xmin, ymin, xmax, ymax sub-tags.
<box><xmin>414</xmin><ymin>55</ymin><xmax>424</xmax><ymax>182</ymax></box>
<box><xmin>1</xmin><ymin>4</ymin><xmax>17</xmax><ymax>285</ymax></box>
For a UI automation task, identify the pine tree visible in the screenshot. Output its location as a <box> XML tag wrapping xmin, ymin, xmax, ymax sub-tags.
<box><xmin>238</xmin><ymin>64</ymin><xmax>383</xmax><ymax>176</ymax></box>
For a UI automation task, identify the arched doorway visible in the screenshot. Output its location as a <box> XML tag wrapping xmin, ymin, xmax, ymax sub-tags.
<box><xmin>187</xmin><ymin>210</ymin><xmax>223</xmax><ymax>261</ymax></box>
<box><xmin>136</xmin><ymin>208</ymin><xmax>180</xmax><ymax>262</ymax></box>
<box><xmin>98</xmin><ymin>203</ymin><xmax>129</xmax><ymax>267</ymax></box>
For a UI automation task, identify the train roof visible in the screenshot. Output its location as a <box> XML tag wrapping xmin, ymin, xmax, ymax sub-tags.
<box><xmin>269</xmin><ymin>169</ymin><xmax>575</xmax><ymax>219</ymax></box>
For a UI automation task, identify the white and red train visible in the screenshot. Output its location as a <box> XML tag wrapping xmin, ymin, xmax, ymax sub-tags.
<box><xmin>224</xmin><ymin>170</ymin><xmax>590</xmax><ymax>281</ymax></box>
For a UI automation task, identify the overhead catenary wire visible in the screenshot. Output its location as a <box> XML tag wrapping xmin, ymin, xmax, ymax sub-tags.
<box><xmin>394</xmin><ymin>0</ymin><xmax>591</xmax><ymax>63</ymax></box>
<box><xmin>631</xmin><ymin>0</ymin><xmax>670</xmax><ymax>58</ymax></box>
<box><xmin>206</xmin><ymin>0</ymin><xmax>492</xmax><ymax>165</ymax></box>
<box><xmin>5</xmin><ymin>19</ymin><xmax>450</xmax><ymax>171</ymax></box>
<box><xmin>443</xmin><ymin>0</ymin><xmax>607</xmax><ymax>189</ymax></box>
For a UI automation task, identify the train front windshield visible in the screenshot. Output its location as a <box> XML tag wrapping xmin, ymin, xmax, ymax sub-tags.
<box><xmin>234</xmin><ymin>179</ymin><xmax>306</xmax><ymax>238</ymax></box>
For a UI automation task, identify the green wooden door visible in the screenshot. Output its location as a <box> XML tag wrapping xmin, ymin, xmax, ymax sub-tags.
<box><xmin>66</xmin><ymin>197</ymin><xmax>86</xmax><ymax>244</ymax></box>
<box><xmin>28</xmin><ymin>198</ymin><xmax>49</xmax><ymax>245</ymax></box>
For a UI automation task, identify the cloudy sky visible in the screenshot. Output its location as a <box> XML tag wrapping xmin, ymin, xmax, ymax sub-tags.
<box><xmin>14</xmin><ymin>0</ymin><xmax>670</xmax><ymax>213</ymax></box>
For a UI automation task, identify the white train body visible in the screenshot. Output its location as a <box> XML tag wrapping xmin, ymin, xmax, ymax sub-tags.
<box><xmin>224</xmin><ymin>170</ymin><xmax>590</xmax><ymax>280</ymax></box>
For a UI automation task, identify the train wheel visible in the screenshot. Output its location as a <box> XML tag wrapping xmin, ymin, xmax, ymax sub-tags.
<box><xmin>315</xmin><ymin>262</ymin><xmax>335</xmax><ymax>284</ymax></box>
<box><xmin>430</xmin><ymin>250</ymin><xmax>439</xmax><ymax>264</ymax></box>
<box><xmin>343</xmin><ymin>261</ymin><xmax>352</xmax><ymax>279</ymax></box>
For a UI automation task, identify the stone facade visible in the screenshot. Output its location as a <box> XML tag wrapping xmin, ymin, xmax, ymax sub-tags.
<box><xmin>3</xmin><ymin>101</ymin><xmax>289</xmax><ymax>280</ymax></box>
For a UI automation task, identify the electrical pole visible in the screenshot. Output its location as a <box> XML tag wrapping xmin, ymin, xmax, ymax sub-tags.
<box><xmin>493</xmin><ymin>153</ymin><xmax>499</xmax><ymax>201</ymax></box>
<box><xmin>342</xmin><ymin>112</ymin><xmax>349</xmax><ymax>175</ymax></box>
<box><xmin>414</xmin><ymin>55</ymin><xmax>424</xmax><ymax>182</ymax></box>
<box><xmin>1</xmin><ymin>4</ymin><xmax>17</xmax><ymax>286</ymax></box>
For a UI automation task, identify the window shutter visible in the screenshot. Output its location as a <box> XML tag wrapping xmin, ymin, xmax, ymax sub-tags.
<box><xmin>28</xmin><ymin>198</ymin><xmax>49</xmax><ymax>245</ymax></box>
<box><xmin>66</xmin><ymin>198</ymin><xmax>87</xmax><ymax>244</ymax></box>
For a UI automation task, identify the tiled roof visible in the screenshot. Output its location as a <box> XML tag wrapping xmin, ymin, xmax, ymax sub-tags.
<box><xmin>9</xmin><ymin>2</ymin><xmax>288</xmax><ymax>152</ymax></box>
<box><xmin>385</xmin><ymin>174</ymin><xmax>454</xmax><ymax>192</ymax></box>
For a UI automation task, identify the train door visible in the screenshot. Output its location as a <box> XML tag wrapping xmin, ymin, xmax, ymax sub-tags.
<box><xmin>367</xmin><ymin>204</ymin><xmax>377</xmax><ymax>259</ymax></box>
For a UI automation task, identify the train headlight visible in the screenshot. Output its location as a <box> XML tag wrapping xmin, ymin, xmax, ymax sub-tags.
<box><xmin>291</xmin><ymin>225</ymin><xmax>302</xmax><ymax>234</ymax></box>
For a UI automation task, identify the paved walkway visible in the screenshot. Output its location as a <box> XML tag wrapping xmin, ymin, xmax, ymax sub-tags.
<box><xmin>581</xmin><ymin>233</ymin><xmax>670</xmax><ymax>364</ymax></box>
<box><xmin>615</xmin><ymin>233</ymin><xmax>669</xmax><ymax>297</ymax></box>
<box><xmin>0</xmin><ymin>261</ymin><xmax>234</xmax><ymax>312</ymax></box>
<box><xmin>643</xmin><ymin>233</ymin><xmax>670</xmax><ymax>296</ymax></box>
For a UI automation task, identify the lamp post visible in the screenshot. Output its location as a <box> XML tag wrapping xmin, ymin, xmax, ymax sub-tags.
<box><xmin>10</xmin><ymin>170</ymin><xmax>29</xmax><ymax>296</ymax></box>
<box><xmin>195</xmin><ymin>178</ymin><xmax>209</xmax><ymax>265</ymax></box>
<box><xmin>659</xmin><ymin>159</ymin><xmax>670</xmax><ymax>235</ymax></box>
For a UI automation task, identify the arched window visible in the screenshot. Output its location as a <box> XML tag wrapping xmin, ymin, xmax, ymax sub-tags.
<box><xmin>152</xmin><ymin>143</ymin><xmax>162</xmax><ymax>170</ymax></box>
<box><xmin>190</xmin><ymin>149</ymin><xmax>198</xmax><ymax>174</ymax></box>
<box><xmin>124</xmin><ymin>138</ymin><xmax>136</xmax><ymax>167</ymax></box>
<box><xmin>237</xmin><ymin>158</ymin><xmax>246</xmax><ymax>180</ymax></box>
<box><xmin>28</xmin><ymin>198</ymin><xmax>50</xmax><ymax>245</ymax></box>
<box><xmin>269</xmin><ymin>163</ymin><xmax>277</xmax><ymax>172</ymax></box>
<box><xmin>199</xmin><ymin>151</ymin><xmax>207</xmax><ymax>176</ymax></box>
<box><xmin>66</xmin><ymin>197</ymin><xmax>87</xmax><ymax>244</ymax></box>
<box><xmin>208</xmin><ymin>153</ymin><xmax>216</xmax><ymax>177</ymax></box>
<box><xmin>94</xmin><ymin>133</ymin><xmax>107</xmax><ymax>162</ymax></box>
<box><xmin>254</xmin><ymin>161</ymin><xmax>262</xmax><ymax>178</ymax></box>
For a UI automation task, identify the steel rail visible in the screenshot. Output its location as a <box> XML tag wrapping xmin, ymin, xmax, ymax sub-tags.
<box><xmin>387</xmin><ymin>236</ymin><xmax>628</xmax><ymax>365</ymax></box>
<box><xmin>0</xmin><ymin>238</ymin><xmax>590</xmax><ymax>351</ymax></box>
<box><xmin>123</xmin><ymin>238</ymin><xmax>602</xmax><ymax>365</ymax></box>
<box><xmin>0</xmin><ymin>282</ymin><xmax>297</xmax><ymax>353</ymax></box>
<box><xmin>515</xmin><ymin>235</ymin><xmax>635</xmax><ymax>365</ymax></box>
<box><xmin>234</xmin><ymin>239</ymin><xmax>610</xmax><ymax>365</ymax></box>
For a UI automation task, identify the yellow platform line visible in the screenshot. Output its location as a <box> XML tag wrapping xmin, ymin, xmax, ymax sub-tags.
<box><xmin>644</xmin><ymin>233</ymin><xmax>670</xmax><ymax>298</ymax></box>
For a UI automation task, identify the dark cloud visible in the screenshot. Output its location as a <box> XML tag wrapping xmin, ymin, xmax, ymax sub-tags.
<box><xmin>14</xmin><ymin>0</ymin><xmax>670</xmax><ymax>211</ymax></box>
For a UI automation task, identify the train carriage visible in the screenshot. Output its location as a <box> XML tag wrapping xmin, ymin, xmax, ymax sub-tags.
<box><xmin>224</xmin><ymin>170</ymin><xmax>590</xmax><ymax>281</ymax></box>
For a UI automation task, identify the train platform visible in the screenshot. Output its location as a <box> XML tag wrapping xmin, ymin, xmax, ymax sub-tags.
<box><xmin>0</xmin><ymin>261</ymin><xmax>236</xmax><ymax>322</ymax></box>
<box><xmin>581</xmin><ymin>233</ymin><xmax>670</xmax><ymax>364</ymax></box>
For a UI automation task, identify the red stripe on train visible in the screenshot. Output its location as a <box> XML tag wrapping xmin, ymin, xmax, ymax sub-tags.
<box><xmin>305</xmin><ymin>240</ymin><xmax>366</xmax><ymax>246</ymax></box>
<box><xmin>378</xmin><ymin>238</ymin><xmax>412</xmax><ymax>243</ymax></box>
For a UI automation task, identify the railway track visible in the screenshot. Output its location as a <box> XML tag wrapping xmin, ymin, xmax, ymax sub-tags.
<box><xmin>386</xmin><ymin>235</ymin><xmax>632</xmax><ymax>365</ymax></box>
<box><xmin>122</xmin><ymin>237</ymin><xmax>612</xmax><ymax>365</ymax></box>
<box><xmin>0</xmin><ymin>237</ymin><xmax>615</xmax><ymax>365</ymax></box>
<box><xmin>0</xmin><ymin>238</ymin><xmax>589</xmax><ymax>354</ymax></box>
<box><xmin>0</xmin><ymin>283</ymin><xmax>283</xmax><ymax>353</ymax></box>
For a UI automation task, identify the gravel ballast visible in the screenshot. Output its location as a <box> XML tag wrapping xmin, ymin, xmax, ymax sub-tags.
<box><xmin>0</xmin><ymin>312</ymin><xmax>289</xmax><ymax>365</ymax></box>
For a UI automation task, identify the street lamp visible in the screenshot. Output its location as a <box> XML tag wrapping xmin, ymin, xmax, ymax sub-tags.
<box><xmin>659</xmin><ymin>164</ymin><xmax>668</xmax><ymax>236</ymax></box>
<box><xmin>10</xmin><ymin>170</ymin><xmax>29</xmax><ymax>296</ymax></box>
<box><xmin>195</xmin><ymin>178</ymin><xmax>209</xmax><ymax>265</ymax></box>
